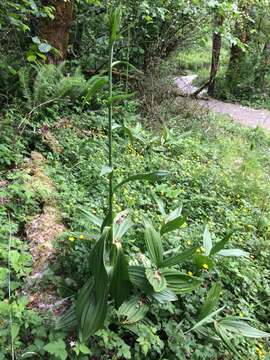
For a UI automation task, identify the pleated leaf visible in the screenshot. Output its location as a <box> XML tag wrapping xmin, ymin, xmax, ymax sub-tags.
<box><xmin>117</xmin><ymin>296</ymin><xmax>148</xmax><ymax>325</ymax></box>
<box><xmin>128</xmin><ymin>265</ymin><xmax>153</xmax><ymax>293</ymax></box>
<box><xmin>89</xmin><ymin>228</ymin><xmax>109</xmax><ymax>297</ymax></box>
<box><xmin>162</xmin><ymin>269</ymin><xmax>202</xmax><ymax>294</ymax></box>
<box><xmin>145</xmin><ymin>268</ymin><xmax>167</xmax><ymax>293</ymax></box>
<box><xmin>110</xmin><ymin>243</ymin><xmax>131</xmax><ymax>308</ymax></box>
<box><xmin>151</xmin><ymin>288</ymin><xmax>178</xmax><ymax>303</ymax></box>
<box><xmin>78</xmin><ymin>283</ymin><xmax>108</xmax><ymax>342</ymax></box>
<box><xmin>76</xmin><ymin>229</ymin><xmax>110</xmax><ymax>341</ymax></box>
<box><xmin>144</xmin><ymin>218</ymin><xmax>163</xmax><ymax>267</ymax></box>
<box><xmin>56</xmin><ymin>304</ymin><xmax>78</xmax><ymax>332</ymax></box>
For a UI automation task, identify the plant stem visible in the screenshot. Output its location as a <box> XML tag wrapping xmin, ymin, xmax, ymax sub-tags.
<box><xmin>8</xmin><ymin>213</ymin><xmax>15</xmax><ymax>360</ymax></box>
<box><xmin>108</xmin><ymin>41</ymin><xmax>114</xmax><ymax>228</ymax></box>
<box><xmin>125</xmin><ymin>25</ymin><xmax>130</xmax><ymax>93</ymax></box>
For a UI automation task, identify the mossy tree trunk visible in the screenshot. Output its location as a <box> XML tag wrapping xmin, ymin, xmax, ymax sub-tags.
<box><xmin>39</xmin><ymin>0</ymin><xmax>74</xmax><ymax>63</ymax></box>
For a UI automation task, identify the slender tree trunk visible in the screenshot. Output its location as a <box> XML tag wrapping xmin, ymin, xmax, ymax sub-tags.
<box><xmin>39</xmin><ymin>0</ymin><xmax>74</xmax><ymax>63</ymax></box>
<box><xmin>208</xmin><ymin>15</ymin><xmax>224</xmax><ymax>96</ymax></box>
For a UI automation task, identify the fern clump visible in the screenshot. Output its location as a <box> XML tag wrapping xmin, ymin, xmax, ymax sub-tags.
<box><xmin>18</xmin><ymin>64</ymin><xmax>99</xmax><ymax>112</ymax></box>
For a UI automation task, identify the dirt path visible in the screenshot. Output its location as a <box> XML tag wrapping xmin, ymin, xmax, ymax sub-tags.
<box><xmin>175</xmin><ymin>75</ymin><xmax>270</xmax><ymax>130</ymax></box>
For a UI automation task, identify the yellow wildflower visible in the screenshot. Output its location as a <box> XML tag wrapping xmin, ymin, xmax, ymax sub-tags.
<box><xmin>196</xmin><ymin>248</ymin><xmax>201</xmax><ymax>253</ymax></box>
<box><xmin>239</xmin><ymin>312</ymin><xmax>244</xmax><ymax>318</ymax></box>
<box><xmin>79</xmin><ymin>234</ymin><xmax>84</xmax><ymax>240</ymax></box>
<box><xmin>188</xmin><ymin>271</ymin><xmax>193</xmax><ymax>277</ymax></box>
<box><xmin>69</xmin><ymin>236</ymin><xmax>75</xmax><ymax>242</ymax></box>
<box><xmin>202</xmin><ymin>263</ymin><xmax>209</xmax><ymax>270</ymax></box>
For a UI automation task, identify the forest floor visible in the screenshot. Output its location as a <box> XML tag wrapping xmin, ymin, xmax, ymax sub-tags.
<box><xmin>175</xmin><ymin>75</ymin><xmax>270</xmax><ymax>130</ymax></box>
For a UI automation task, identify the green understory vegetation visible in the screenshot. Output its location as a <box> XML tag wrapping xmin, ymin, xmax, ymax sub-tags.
<box><xmin>1</xmin><ymin>61</ymin><xmax>270</xmax><ymax>358</ymax></box>
<box><xmin>1</xmin><ymin>2</ymin><xmax>270</xmax><ymax>359</ymax></box>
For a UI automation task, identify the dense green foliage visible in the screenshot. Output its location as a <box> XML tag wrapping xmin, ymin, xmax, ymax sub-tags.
<box><xmin>0</xmin><ymin>1</ymin><xmax>270</xmax><ymax>359</ymax></box>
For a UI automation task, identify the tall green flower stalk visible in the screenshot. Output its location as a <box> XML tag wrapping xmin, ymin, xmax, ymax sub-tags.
<box><xmin>107</xmin><ymin>7</ymin><xmax>122</xmax><ymax>230</ymax></box>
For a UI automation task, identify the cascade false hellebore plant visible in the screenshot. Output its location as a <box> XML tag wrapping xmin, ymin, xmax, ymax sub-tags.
<box><xmin>58</xmin><ymin>6</ymin><xmax>270</xmax><ymax>354</ymax></box>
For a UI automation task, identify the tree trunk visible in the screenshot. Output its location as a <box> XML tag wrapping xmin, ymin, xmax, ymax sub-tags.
<box><xmin>208</xmin><ymin>15</ymin><xmax>224</xmax><ymax>96</ymax></box>
<box><xmin>39</xmin><ymin>0</ymin><xmax>74</xmax><ymax>63</ymax></box>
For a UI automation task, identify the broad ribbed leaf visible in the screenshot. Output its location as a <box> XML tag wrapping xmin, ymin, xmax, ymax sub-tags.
<box><xmin>152</xmin><ymin>288</ymin><xmax>177</xmax><ymax>303</ymax></box>
<box><xmin>198</xmin><ymin>282</ymin><xmax>222</xmax><ymax>321</ymax></box>
<box><xmin>161</xmin><ymin>247</ymin><xmax>197</xmax><ymax>268</ymax></box>
<box><xmin>160</xmin><ymin>207</ymin><xmax>186</xmax><ymax>235</ymax></box>
<box><xmin>203</xmin><ymin>226</ymin><xmax>212</xmax><ymax>256</ymax></box>
<box><xmin>144</xmin><ymin>218</ymin><xmax>163</xmax><ymax>267</ymax></box>
<box><xmin>56</xmin><ymin>304</ymin><xmax>77</xmax><ymax>331</ymax></box>
<box><xmin>128</xmin><ymin>266</ymin><xmax>153</xmax><ymax>293</ymax></box>
<box><xmin>113</xmin><ymin>170</ymin><xmax>170</xmax><ymax>192</ymax></box>
<box><xmin>76</xmin><ymin>280</ymin><xmax>94</xmax><ymax>320</ymax></box>
<box><xmin>89</xmin><ymin>228</ymin><xmax>109</xmax><ymax>297</ymax></box>
<box><xmin>219</xmin><ymin>319</ymin><xmax>270</xmax><ymax>338</ymax></box>
<box><xmin>162</xmin><ymin>269</ymin><xmax>202</xmax><ymax>294</ymax></box>
<box><xmin>145</xmin><ymin>268</ymin><xmax>167</xmax><ymax>293</ymax></box>
<box><xmin>76</xmin><ymin>229</ymin><xmax>110</xmax><ymax>340</ymax></box>
<box><xmin>78</xmin><ymin>283</ymin><xmax>108</xmax><ymax>342</ymax></box>
<box><xmin>117</xmin><ymin>296</ymin><xmax>148</xmax><ymax>325</ymax></box>
<box><xmin>110</xmin><ymin>244</ymin><xmax>131</xmax><ymax>308</ymax></box>
<box><xmin>217</xmin><ymin>249</ymin><xmax>249</xmax><ymax>257</ymax></box>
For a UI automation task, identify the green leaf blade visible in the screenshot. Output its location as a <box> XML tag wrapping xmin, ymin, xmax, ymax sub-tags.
<box><xmin>162</xmin><ymin>247</ymin><xmax>197</xmax><ymax>268</ymax></box>
<box><xmin>198</xmin><ymin>282</ymin><xmax>222</xmax><ymax>321</ymax></box>
<box><xmin>144</xmin><ymin>218</ymin><xmax>163</xmax><ymax>267</ymax></box>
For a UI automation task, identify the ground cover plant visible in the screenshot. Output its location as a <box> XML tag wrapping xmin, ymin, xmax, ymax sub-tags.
<box><xmin>0</xmin><ymin>1</ymin><xmax>270</xmax><ymax>360</ymax></box>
